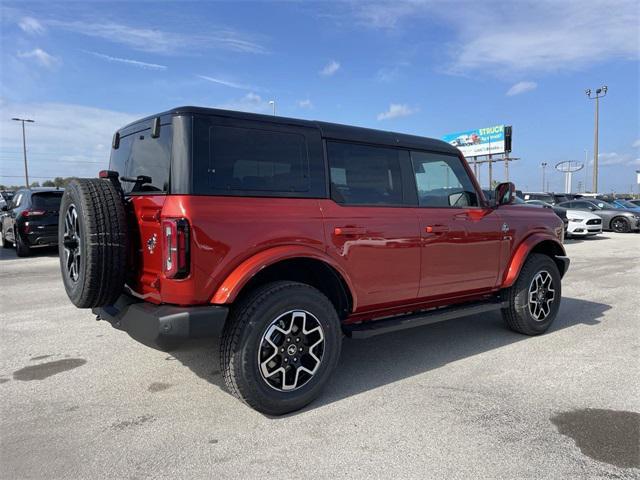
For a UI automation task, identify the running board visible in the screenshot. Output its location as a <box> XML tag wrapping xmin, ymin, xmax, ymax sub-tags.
<box><xmin>344</xmin><ymin>299</ymin><xmax>507</xmax><ymax>339</ymax></box>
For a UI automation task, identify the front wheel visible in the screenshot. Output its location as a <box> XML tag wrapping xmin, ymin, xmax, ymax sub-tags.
<box><xmin>502</xmin><ymin>253</ymin><xmax>562</xmax><ymax>335</ymax></box>
<box><xmin>610</xmin><ymin>217</ymin><xmax>630</xmax><ymax>233</ymax></box>
<box><xmin>220</xmin><ymin>281</ymin><xmax>342</xmax><ymax>415</ymax></box>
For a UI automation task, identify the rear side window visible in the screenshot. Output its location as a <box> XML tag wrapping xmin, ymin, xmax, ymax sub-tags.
<box><xmin>327</xmin><ymin>141</ymin><xmax>404</xmax><ymax>205</ymax></box>
<box><xmin>32</xmin><ymin>192</ymin><xmax>63</xmax><ymax>210</ymax></box>
<box><xmin>109</xmin><ymin>124</ymin><xmax>172</xmax><ymax>194</ymax></box>
<box><xmin>209</xmin><ymin>125</ymin><xmax>309</xmax><ymax>193</ymax></box>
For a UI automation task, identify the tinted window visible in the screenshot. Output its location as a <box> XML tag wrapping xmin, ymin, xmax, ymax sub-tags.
<box><xmin>411</xmin><ymin>152</ymin><xmax>478</xmax><ymax>207</ymax></box>
<box><xmin>32</xmin><ymin>192</ymin><xmax>63</xmax><ymax>210</ymax></box>
<box><xmin>109</xmin><ymin>125</ymin><xmax>171</xmax><ymax>194</ymax></box>
<box><xmin>210</xmin><ymin>125</ymin><xmax>309</xmax><ymax>192</ymax></box>
<box><xmin>327</xmin><ymin>141</ymin><xmax>404</xmax><ymax>205</ymax></box>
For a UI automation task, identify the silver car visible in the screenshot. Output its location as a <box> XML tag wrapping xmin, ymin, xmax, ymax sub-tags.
<box><xmin>557</xmin><ymin>199</ymin><xmax>640</xmax><ymax>233</ymax></box>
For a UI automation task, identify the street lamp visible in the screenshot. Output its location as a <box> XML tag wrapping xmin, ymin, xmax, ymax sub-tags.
<box><xmin>268</xmin><ymin>100</ymin><xmax>276</xmax><ymax>116</ymax></box>
<box><xmin>541</xmin><ymin>162</ymin><xmax>548</xmax><ymax>191</ymax></box>
<box><xmin>11</xmin><ymin>118</ymin><xmax>35</xmax><ymax>187</ymax></box>
<box><xmin>585</xmin><ymin>85</ymin><xmax>608</xmax><ymax>193</ymax></box>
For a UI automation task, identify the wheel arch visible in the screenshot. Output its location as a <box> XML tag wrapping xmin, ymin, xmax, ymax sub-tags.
<box><xmin>503</xmin><ymin>234</ymin><xmax>567</xmax><ymax>288</ymax></box>
<box><xmin>210</xmin><ymin>246</ymin><xmax>355</xmax><ymax>318</ymax></box>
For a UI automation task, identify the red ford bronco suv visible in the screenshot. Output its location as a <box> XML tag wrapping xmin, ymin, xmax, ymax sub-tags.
<box><xmin>59</xmin><ymin>107</ymin><xmax>568</xmax><ymax>415</ymax></box>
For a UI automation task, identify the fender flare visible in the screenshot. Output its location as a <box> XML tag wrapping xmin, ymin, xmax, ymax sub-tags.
<box><xmin>502</xmin><ymin>233</ymin><xmax>567</xmax><ymax>288</ymax></box>
<box><xmin>210</xmin><ymin>245</ymin><xmax>357</xmax><ymax>308</ymax></box>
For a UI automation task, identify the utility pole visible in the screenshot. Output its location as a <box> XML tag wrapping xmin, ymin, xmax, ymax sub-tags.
<box><xmin>11</xmin><ymin>117</ymin><xmax>35</xmax><ymax>187</ymax></box>
<box><xmin>541</xmin><ymin>162</ymin><xmax>548</xmax><ymax>191</ymax></box>
<box><xmin>585</xmin><ymin>86</ymin><xmax>607</xmax><ymax>193</ymax></box>
<box><xmin>268</xmin><ymin>100</ymin><xmax>276</xmax><ymax>115</ymax></box>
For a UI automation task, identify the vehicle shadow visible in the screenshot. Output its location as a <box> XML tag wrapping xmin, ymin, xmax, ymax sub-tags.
<box><xmin>0</xmin><ymin>245</ymin><xmax>58</xmax><ymax>261</ymax></box>
<box><xmin>166</xmin><ymin>296</ymin><xmax>609</xmax><ymax>415</ymax></box>
<box><xmin>564</xmin><ymin>235</ymin><xmax>610</xmax><ymax>244</ymax></box>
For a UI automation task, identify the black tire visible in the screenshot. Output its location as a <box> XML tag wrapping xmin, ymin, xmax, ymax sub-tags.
<box><xmin>15</xmin><ymin>230</ymin><xmax>31</xmax><ymax>257</ymax></box>
<box><xmin>58</xmin><ymin>178</ymin><xmax>128</xmax><ymax>308</ymax></box>
<box><xmin>221</xmin><ymin>281</ymin><xmax>342</xmax><ymax>415</ymax></box>
<box><xmin>502</xmin><ymin>253</ymin><xmax>562</xmax><ymax>336</ymax></box>
<box><xmin>610</xmin><ymin>216</ymin><xmax>630</xmax><ymax>233</ymax></box>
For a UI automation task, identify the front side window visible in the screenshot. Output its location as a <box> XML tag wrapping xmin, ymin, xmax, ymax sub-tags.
<box><xmin>210</xmin><ymin>125</ymin><xmax>309</xmax><ymax>193</ymax></box>
<box><xmin>411</xmin><ymin>152</ymin><xmax>478</xmax><ymax>207</ymax></box>
<box><xmin>327</xmin><ymin>141</ymin><xmax>404</xmax><ymax>205</ymax></box>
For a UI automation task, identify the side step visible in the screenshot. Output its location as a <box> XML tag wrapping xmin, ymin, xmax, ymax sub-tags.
<box><xmin>344</xmin><ymin>299</ymin><xmax>507</xmax><ymax>339</ymax></box>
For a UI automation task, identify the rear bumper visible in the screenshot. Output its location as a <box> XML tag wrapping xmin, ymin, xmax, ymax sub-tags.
<box><xmin>93</xmin><ymin>294</ymin><xmax>229</xmax><ymax>349</ymax></box>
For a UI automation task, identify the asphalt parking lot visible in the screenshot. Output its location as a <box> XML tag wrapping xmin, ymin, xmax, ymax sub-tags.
<box><xmin>1</xmin><ymin>233</ymin><xmax>639</xmax><ymax>479</ymax></box>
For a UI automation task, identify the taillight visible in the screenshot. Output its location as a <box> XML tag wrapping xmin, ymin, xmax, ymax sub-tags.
<box><xmin>162</xmin><ymin>218</ymin><xmax>190</xmax><ymax>279</ymax></box>
<box><xmin>21</xmin><ymin>209</ymin><xmax>46</xmax><ymax>217</ymax></box>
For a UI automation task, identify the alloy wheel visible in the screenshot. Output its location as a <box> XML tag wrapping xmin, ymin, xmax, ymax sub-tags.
<box><xmin>62</xmin><ymin>204</ymin><xmax>81</xmax><ymax>282</ymax></box>
<box><xmin>528</xmin><ymin>270</ymin><xmax>555</xmax><ymax>321</ymax></box>
<box><xmin>258</xmin><ymin>310</ymin><xmax>325</xmax><ymax>391</ymax></box>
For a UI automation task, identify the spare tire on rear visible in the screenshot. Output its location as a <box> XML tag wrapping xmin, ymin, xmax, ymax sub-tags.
<box><xmin>58</xmin><ymin>178</ymin><xmax>128</xmax><ymax>308</ymax></box>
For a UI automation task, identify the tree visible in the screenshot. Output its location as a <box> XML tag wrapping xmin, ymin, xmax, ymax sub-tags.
<box><xmin>30</xmin><ymin>181</ymin><xmax>41</xmax><ymax>188</ymax></box>
<box><xmin>42</xmin><ymin>180</ymin><xmax>56</xmax><ymax>187</ymax></box>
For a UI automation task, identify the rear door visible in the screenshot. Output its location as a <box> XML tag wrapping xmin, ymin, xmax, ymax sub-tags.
<box><xmin>321</xmin><ymin>141</ymin><xmax>421</xmax><ymax>310</ymax></box>
<box><xmin>410</xmin><ymin>151</ymin><xmax>503</xmax><ymax>299</ymax></box>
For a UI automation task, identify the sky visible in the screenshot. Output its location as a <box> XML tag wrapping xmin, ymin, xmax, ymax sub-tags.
<box><xmin>0</xmin><ymin>0</ymin><xmax>638</xmax><ymax>193</ymax></box>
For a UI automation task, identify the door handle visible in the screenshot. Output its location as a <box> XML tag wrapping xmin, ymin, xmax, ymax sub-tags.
<box><xmin>334</xmin><ymin>226</ymin><xmax>367</xmax><ymax>236</ymax></box>
<box><xmin>425</xmin><ymin>225</ymin><xmax>450</xmax><ymax>233</ymax></box>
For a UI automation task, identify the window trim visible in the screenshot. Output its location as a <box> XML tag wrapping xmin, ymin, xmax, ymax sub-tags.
<box><xmin>409</xmin><ymin>149</ymin><xmax>484</xmax><ymax>210</ymax></box>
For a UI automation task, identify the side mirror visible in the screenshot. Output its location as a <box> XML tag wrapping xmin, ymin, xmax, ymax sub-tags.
<box><xmin>494</xmin><ymin>182</ymin><xmax>516</xmax><ymax>206</ymax></box>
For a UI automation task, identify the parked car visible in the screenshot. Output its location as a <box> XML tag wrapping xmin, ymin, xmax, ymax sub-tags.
<box><xmin>525</xmin><ymin>200</ymin><xmax>568</xmax><ymax>231</ymax></box>
<box><xmin>612</xmin><ymin>199</ymin><xmax>640</xmax><ymax>213</ymax></box>
<box><xmin>523</xmin><ymin>192</ymin><xmax>557</xmax><ymax>204</ymax></box>
<box><xmin>58</xmin><ymin>107</ymin><xmax>569</xmax><ymax>415</ymax></box>
<box><xmin>564</xmin><ymin>210</ymin><xmax>603</xmax><ymax>238</ymax></box>
<box><xmin>1</xmin><ymin>188</ymin><xmax>64</xmax><ymax>256</ymax></box>
<box><xmin>556</xmin><ymin>199</ymin><xmax>640</xmax><ymax>233</ymax></box>
<box><xmin>628</xmin><ymin>199</ymin><xmax>640</xmax><ymax>207</ymax></box>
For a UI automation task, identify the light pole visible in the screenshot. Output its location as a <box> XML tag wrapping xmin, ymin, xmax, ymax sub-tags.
<box><xmin>268</xmin><ymin>100</ymin><xmax>276</xmax><ymax>116</ymax></box>
<box><xmin>11</xmin><ymin>118</ymin><xmax>35</xmax><ymax>187</ymax></box>
<box><xmin>585</xmin><ymin>85</ymin><xmax>607</xmax><ymax>193</ymax></box>
<box><xmin>541</xmin><ymin>162</ymin><xmax>548</xmax><ymax>191</ymax></box>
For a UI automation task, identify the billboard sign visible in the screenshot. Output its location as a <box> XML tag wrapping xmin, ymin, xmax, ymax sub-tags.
<box><xmin>442</xmin><ymin>125</ymin><xmax>505</xmax><ymax>157</ymax></box>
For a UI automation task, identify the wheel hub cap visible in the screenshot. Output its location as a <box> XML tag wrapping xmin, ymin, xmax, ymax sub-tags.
<box><xmin>63</xmin><ymin>205</ymin><xmax>81</xmax><ymax>283</ymax></box>
<box><xmin>528</xmin><ymin>271</ymin><xmax>555</xmax><ymax>321</ymax></box>
<box><xmin>258</xmin><ymin>310</ymin><xmax>325</xmax><ymax>392</ymax></box>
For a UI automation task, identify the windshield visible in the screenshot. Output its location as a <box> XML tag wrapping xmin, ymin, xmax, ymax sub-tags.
<box><xmin>32</xmin><ymin>192</ymin><xmax>63</xmax><ymax>210</ymax></box>
<box><xmin>618</xmin><ymin>200</ymin><xmax>636</xmax><ymax>208</ymax></box>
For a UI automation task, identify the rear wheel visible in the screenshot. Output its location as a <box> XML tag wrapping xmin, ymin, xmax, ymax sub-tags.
<box><xmin>221</xmin><ymin>281</ymin><xmax>342</xmax><ymax>415</ymax></box>
<box><xmin>502</xmin><ymin>253</ymin><xmax>561</xmax><ymax>335</ymax></box>
<box><xmin>15</xmin><ymin>230</ymin><xmax>31</xmax><ymax>257</ymax></box>
<box><xmin>610</xmin><ymin>217</ymin><xmax>630</xmax><ymax>233</ymax></box>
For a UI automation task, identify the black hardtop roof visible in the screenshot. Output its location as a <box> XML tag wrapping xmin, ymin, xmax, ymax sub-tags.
<box><xmin>120</xmin><ymin>106</ymin><xmax>459</xmax><ymax>155</ymax></box>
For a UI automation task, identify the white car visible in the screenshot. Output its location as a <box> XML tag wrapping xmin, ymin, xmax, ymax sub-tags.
<box><xmin>566</xmin><ymin>209</ymin><xmax>603</xmax><ymax>237</ymax></box>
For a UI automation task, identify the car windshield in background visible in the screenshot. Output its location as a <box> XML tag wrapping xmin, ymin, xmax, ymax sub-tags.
<box><xmin>32</xmin><ymin>192</ymin><xmax>64</xmax><ymax>210</ymax></box>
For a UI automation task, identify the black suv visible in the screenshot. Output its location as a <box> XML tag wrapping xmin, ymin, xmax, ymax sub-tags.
<box><xmin>1</xmin><ymin>188</ymin><xmax>64</xmax><ymax>256</ymax></box>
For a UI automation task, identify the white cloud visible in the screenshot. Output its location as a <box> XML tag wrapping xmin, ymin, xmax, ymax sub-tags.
<box><xmin>297</xmin><ymin>99</ymin><xmax>313</xmax><ymax>109</ymax></box>
<box><xmin>217</xmin><ymin>92</ymin><xmax>272</xmax><ymax>114</ymax></box>
<box><xmin>18</xmin><ymin>48</ymin><xmax>60</xmax><ymax>68</ymax></box>
<box><xmin>48</xmin><ymin>19</ymin><xmax>267</xmax><ymax>55</ymax></box>
<box><xmin>18</xmin><ymin>16</ymin><xmax>44</xmax><ymax>35</ymax></box>
<box><xmin>0</xmin><ymin>101</ymin><xmax>141</xmax><ymax>181</ymax></box>
<box><xmin>197</xmin><ymin>75</ymin><xmax>260</xmax><ymax>91</ymax></box>
<box><xmin>377</xmin><ymin>103</ymin><xmax>418</xmax><ymax>121</ymax></box>
<box><xmin>632</xmin><ymin>139</ymin><xmax>640</xmax><ymax>148</ymax></box>
<box><xmin>320</xmin><ymin>60</ymin><xmax>340</xmax><ymax>76</ymax></box>
<box><xmin>506</xmin><ymin>81</ymin><xmax>537</xmax><ymax>96</ymax></box>
<box><xmin>84</xmin><ymin>50</ymin><xmax>167</xmax><ymax>70</ymax></box>
<box><xmin>349</xmin><ymin>0</ymin><xmax>639</xmax><ymax>74</ymax></box>
<box><xmin>596</xmin><ymin>152</ymin><xmax>639</xmax><ymax>166</ymax></box>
